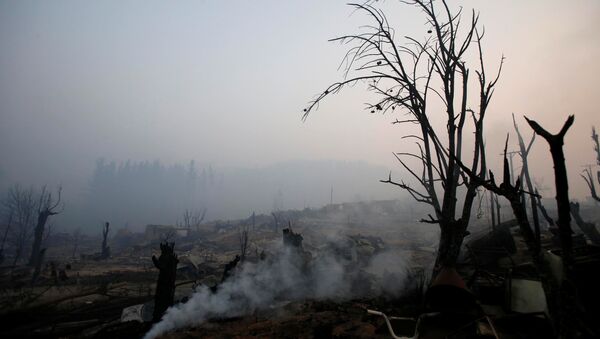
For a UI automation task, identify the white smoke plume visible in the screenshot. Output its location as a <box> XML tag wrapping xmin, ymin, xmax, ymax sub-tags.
<box><xmin>145</xmin><ymin>241</ymin><xmax>410</xmax><ymax>339</ymax></box>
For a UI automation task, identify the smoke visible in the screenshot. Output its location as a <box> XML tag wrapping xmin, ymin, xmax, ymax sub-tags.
<box><xmin>145</xmin><ymin>240</ymin><xmax>410</xmax><ymax>338</ymax></box>
<box><xmin>365</xmin><ymin>249</ymin><xmax>422</xmax><ymax>298</ymax></box>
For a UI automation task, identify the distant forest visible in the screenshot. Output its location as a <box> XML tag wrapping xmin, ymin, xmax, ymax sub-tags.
<box><xmin>59</xmin><ymin>159</ymin><xmax>399</xmax><ymax>232</ymax></box>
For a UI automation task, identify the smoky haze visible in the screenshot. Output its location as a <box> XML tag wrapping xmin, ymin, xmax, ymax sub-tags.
<box><xmin>1</xmin><ymin>1</ymin><xmax>599</xmax><ymax>232</ymax></box>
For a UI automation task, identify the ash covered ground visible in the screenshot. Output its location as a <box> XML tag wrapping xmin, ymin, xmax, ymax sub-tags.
<box><xmin>2</xmin><ymin>199</ymin><xmax>599</xmax><ymax>338</ymax></box>
<box><xmin>0</xmin><ymin>200</ymin><xmax>440</xmax><ymax>338</ymax></box>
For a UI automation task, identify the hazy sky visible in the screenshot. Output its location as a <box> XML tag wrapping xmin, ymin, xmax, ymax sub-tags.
<box><xmin>1</xmin><ymin>0</ymin><xmax>599</xmax><ymax>200</ymax></box>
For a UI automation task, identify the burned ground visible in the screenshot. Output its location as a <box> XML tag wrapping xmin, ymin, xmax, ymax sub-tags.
<box><xmin>1</xmin><ymin>199</ymin><xmax>599</xmax><ymax>338</ymax></box>
<box><xmin>0</xmin><ymin>200</ymin><xmax>436</xmax><ymax>338</ymax></box>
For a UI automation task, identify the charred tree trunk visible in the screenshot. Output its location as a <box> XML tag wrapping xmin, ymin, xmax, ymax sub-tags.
<box><xmin>524</xmin><ymin>176</ymin><xmax>541</xmax><ymax>244</ymax></box>
<box><xmin>152</xmin><ymin>242</ymin><xmax>178</xmax><ymax>323</ymax></box>
<box><xmin>456</xmin><ymin>137</ymin><xmax>538</xmax><ymax>256</ymax></box>
<box><xmin>498</xmin><ymin>138</ymin><xmax>537</xmax><ymax>254</ymax></box>
<box><xmin>435</xmin><ymin>220</ymin><xmax>468</xmax><ymax>268</ymax></box>
<box><xmin>28</xmin><ymin>186</ymin><xmax>61</xmax><ymax>267</ymax></box>
<box><xmin>525</xmin><ymin>115</ymin><xmax>575</xmax><ymax>271</ymax></box>
<box><xmin>508</xmin><ymin>192</ymin><xmax>537</xmax><ymax>254</ymax></box>
<box><xmin>580</xmin><ymin>126</ymin><xmax>600</xmax><ymax>202</ymax></box>
<box><xmin>581</xmin><ymin>167</ymin><xmax>600</xmax><ymax>203</ymax></box>
<box><xmin>490</xmin><ymin>168</ymin><xmax>537</xmax><ymax>255</ymax></box>
<box><xmin>490</xmin><ymin>191</ymin><xmax>496</xmax><ymax>229</ymax></box>
<box><xmin>535</xmin><ymin>189</ymin><xmax>555</xmax><ymax>226</ymax></box>
<box><xmin>526</xmin><ymin>116</ymin><xmax>578</xmax><ymax>338</ymax></box>
<box><xmin>514</xmin><ymin>115</ymin><xmax>542</xmax><ymax>251</ymax></box>
<box><xmin>100</xmin><ymin>222</ymin><xmax>110</xmax><ymax>260</ymax></box>
<box><xmin>30</xmin><ymin>248</ymin><xmax>46</xmax><ymax>284</ymax></box>
<box><xmin>12</xmin><ymin>245</ymin><xmax>22</xmax><ymax>267</ymax></box>
<box><xmin>570</xmin><ymin>202</ymin><xmax>600</xmax><ymax>245</ymax></box>
<box><xmin>594</xmin><ymin>127</ymin><xmax>600</xmax><ymax>165</ymax></box>
<box><xmin>28</xmin><ymin>211</ymin><xmax>54</xmax><ymax>266</ymax></box>
<box><xmin>593</xmin><ymin>127</ymin><xmax>600</xmax><ymax>202</ymax></box>
<box><xmin>495</xmin><ymin>195</ymin><xmax>502</xmax><ymax>225</ymax></box>
<box><xmin>0</xmin><ymin>215</ymin><xmax>10</xmax><ymax>266</ymax></box>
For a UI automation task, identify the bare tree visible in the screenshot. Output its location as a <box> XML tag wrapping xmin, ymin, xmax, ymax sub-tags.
<box><xmin>581</xmin><ymin>167</ymin><xmax>600</xmax><ymax>202</ymax></box>
<box><xmin>570</xmin><ymin>202</ymin><xmax>600</xmax><ymax>246</ymax></box>
<box><xmin>178</xmin><ymin>208</ymin><xmax>206</xmax><ymax>234</ymax></box>
<box><xmin>161</xmin><ymin>229</ymin><xmax>176</xmax><ymax>243</ymax></box>
<box><xmin>303</xmin><ymin>1</ymin><xmax>503</xmax><ymax>272</ymax></box>
<box><xmin>42</xmin><ymin>222</ymin><xmax>55</xmax><ymax>247</ymax></box>
<box><xmin>581</xmin><ymin>127</ymin><xmax>600</xmax><ymax>202</ymax></box>
<box><xmin>513</xmin><ymin>114</ymin><xmax>541</xmax><ymax>248</ymax></box>
<box><xmin>30</xmin><ymin>248</ymin><xmax>47</xmax><ymax>285</ymax></box>
<box><xmin>28</xmin><ymin>185</ymin><xmax>62</xmax><ymax>267</ymax></box>
<box><xmin>193</xmin><ymin>208</ymin><xmax>207</xmax><ymax>233</ymax></box>
<box><xmin>525</xmin><ymin>115</ymin><xmax>595</xmax><ymax>339</ymax></box>
<box><xmin>3</xmin><ymin>185</ymin><xmax>36</xmax><ymax>266</ymax></box>
<box><xmin>0</xmin><ymin>210</ymin><xmax>12</xmax><ymax>265</ymax></box>
<box><xmin>535</xmin><ymin>188</ymin><xmax>555</xmax><ymax>227</ymax></box>
<box><xmin>593</xmin><ymin>126</ymin><xmax>600</xmax><ymax>164</ymax></box>
<box><xmin>492</xmin><ymin>192</ymin><xmax>502</xmax><ymax>226</ymax></box>
<box><xmin>488</xmin><ymin>189</ymin><xmax>496</xmax><ymax>229</ymax></box>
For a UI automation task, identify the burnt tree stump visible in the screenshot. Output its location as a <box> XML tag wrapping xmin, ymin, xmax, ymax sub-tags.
<box><xmin>30</xmin><ymin>248</ymin><xmax>47</xmax><ymax>285</ymax></box>
<box><xmin>100</xmin><ymin>222</ymin><xmax>111</xmax><ymax>259</ymax></box>
<box><xmin>282</xmin><ymin>228</ymin><xmax>303</xmax><ymax>249</ymax></box>
<box><xmin>152</xmin><ymin>242</ymin><xmax>178</xmax><ymax>322</ymax></box>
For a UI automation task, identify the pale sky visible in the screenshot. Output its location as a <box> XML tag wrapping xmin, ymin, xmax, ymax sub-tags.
<box><xmin>1</xmin><ymin>0</ymin><xmax>599</xmax><ymax>201</ymax></box>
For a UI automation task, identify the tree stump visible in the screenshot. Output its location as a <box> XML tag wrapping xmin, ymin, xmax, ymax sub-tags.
<box><xmin>152</xmin><ymin>242</ymin><xmax>178</xmax><ymax>322</ymax></box>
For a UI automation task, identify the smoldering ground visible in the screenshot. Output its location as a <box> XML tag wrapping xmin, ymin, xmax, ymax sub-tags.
<box><xmin>144</xmin><ymin>239</ymin><xmax>417</xmax><ymax>339</ymax></box>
